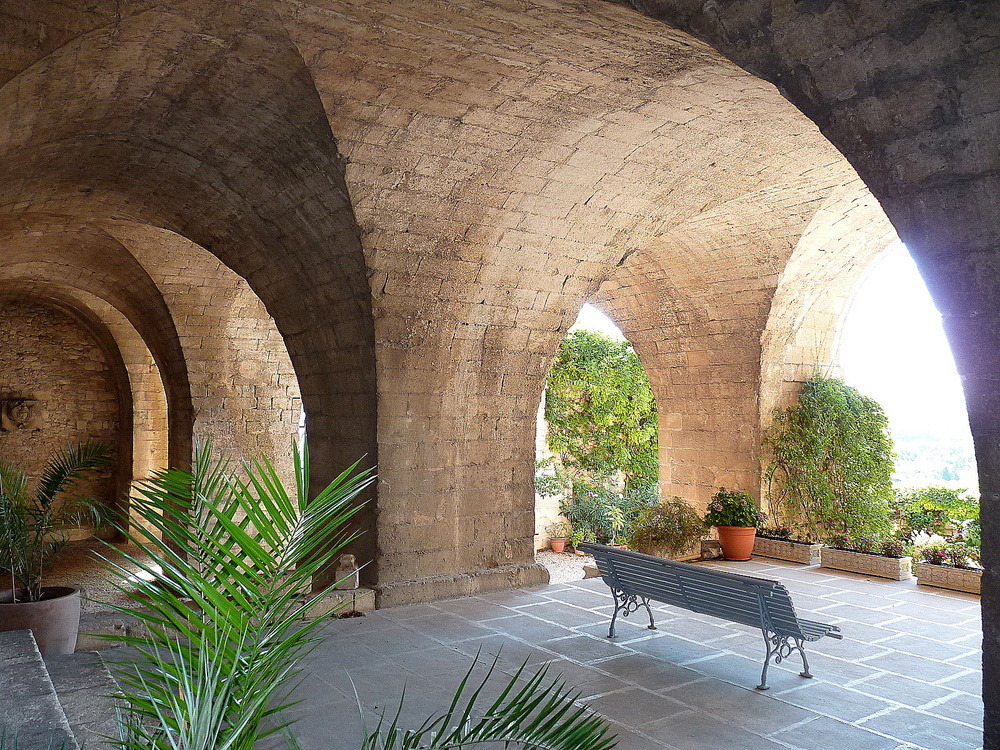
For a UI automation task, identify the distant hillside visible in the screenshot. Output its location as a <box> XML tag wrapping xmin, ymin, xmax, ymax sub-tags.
<box><xmin>892</xmin><ymin>430</ymin><xmax>978</xmax><ymax>492</ymax></box>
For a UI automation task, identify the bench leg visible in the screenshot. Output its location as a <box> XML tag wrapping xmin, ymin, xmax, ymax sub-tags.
<box><xmin>642</xmin><ymin>599</ymin><xmax>656</xmax><ymax>631</ymax></box>
<box><xmin>795</xmin><ymin>639</ymin><xmax>813</xmax><ymax>679</ymax></box>
<box><xmin>608</xmin><ymin>589</ymin><xmax>623</xmax><ymax>638</ymax></box>
<box><xmin>757</xmin><ymin>630</ymin><xmax>774</xmax><ymax>690</ymax></box>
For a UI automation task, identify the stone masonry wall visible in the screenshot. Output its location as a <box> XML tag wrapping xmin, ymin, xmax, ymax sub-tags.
<box><xmin>0</xmin><ymin>298</ymin><xmax>120</xmax><ymax>511</ymax></box>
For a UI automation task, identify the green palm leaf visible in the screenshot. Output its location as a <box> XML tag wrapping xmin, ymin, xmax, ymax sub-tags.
<box><xmin>360</xmin><ymin>656</ymin><xmax>617</xmax><ymax>750</ymax></box>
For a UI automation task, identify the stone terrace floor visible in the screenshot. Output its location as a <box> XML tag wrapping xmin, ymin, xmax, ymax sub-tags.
<box><xmin>282</xmin><ymin>558</ymin><xmax>983</xmax><ymax>750</ymax></box>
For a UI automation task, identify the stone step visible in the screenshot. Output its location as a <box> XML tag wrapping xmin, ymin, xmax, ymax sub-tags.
<box><xmin>0</xmin><ymin>630</ymin><xmax>79</xmax><ymax>750</ymax></box>
<box><xmin>45</xmin><ymin>651</ymin><xmax>120</xmax><ymax>750</ymax></box>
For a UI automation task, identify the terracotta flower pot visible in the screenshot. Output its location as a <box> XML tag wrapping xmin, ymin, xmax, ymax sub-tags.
<box><xmin>550</xmin><ymin>538</ymin><xmax>567</xmax><ymax>553</ymax></box>
<box><xmin>0</xmin><ymin>586</ymin><xmax>82</xmax><ymax>657</ymax></box>
<box><xmin>715</xmin><ymin>526</ymin><xmax>756</xmax><ymax>561</ymax></box>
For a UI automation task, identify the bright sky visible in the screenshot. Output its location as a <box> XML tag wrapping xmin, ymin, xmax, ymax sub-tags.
<box><xmin>572</xmin><ymin>243</ymin><xmax>972</xmax><ymax>439</ymax></box>
<box><xmin>839</xmin><ymin>242</ymin><xmax>971</xmax><ymax>438</ymax></box>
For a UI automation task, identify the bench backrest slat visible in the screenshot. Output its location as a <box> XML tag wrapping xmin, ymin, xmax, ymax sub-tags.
<box><xmin>584</xmin><ymin>543</ymin><xmax>806</xmax><ymax>638</ymax></box>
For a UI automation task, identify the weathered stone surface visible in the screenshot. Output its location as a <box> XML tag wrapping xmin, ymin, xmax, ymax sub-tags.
<box><xmin>0</xmin><ymin>0</ymin><xmax>996</xmax><ymax>736</ymax></box>
<box><xmin>917</xmin><ymin>563</ymin><xmax>983</xmax><ymax>595</ymax></box>
<box><xmin>0</xmin><ymin>630</ymin><xmax>79</xmax><ymax>750</ymax></box>
<box><xmin>820</xmin><ymin>548</ymin><xmax>913</xmax><ymax>581</ymax></box>
<box><xmin>754</xmin><ymin>538</ymin><xmax>823</xmax><ymax>565</ymax></box>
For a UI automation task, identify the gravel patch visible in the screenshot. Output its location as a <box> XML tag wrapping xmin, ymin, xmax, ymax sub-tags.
<box><xmin>536</xmin><ymin>549</ymin><xmax>595</xmax><ymax>584</ymax></box>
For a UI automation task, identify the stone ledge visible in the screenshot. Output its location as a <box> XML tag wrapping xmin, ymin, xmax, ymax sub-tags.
<box><xmin>916</xmin><ymin>562</ymin><xmax>982</xmax><ymax>594</ymax></box>
<box><xmin>754</xmin><ymin>537</ymin><xmax>823</xmax><ymax>565</ymax></box>
<box><xmin>820</xmin><ymin>548</ymin><xmax>912</xmax><ymax>580</ymax></box>
<box><xmin>375</xmin><ymin>562</ymin><xmax>550</xmax><ymax>608</ymax></box>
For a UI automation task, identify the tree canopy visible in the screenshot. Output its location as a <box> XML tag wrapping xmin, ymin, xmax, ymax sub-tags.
<box><xmin>544</xmin><ymin>329</ymin><xmax>658</xmax><ymax>491</ymax></box>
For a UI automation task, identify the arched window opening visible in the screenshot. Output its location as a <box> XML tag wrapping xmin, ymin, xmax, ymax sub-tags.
<box><xmin>535</xmin><ymin>304</ymin><xmax>662</xmax><ymax>576</ymax></box>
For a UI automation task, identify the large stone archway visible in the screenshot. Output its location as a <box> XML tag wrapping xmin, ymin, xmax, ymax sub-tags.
<box><xmin>3</xmin><ymin>1</ymin><xmax>998</xmax><ymax>741</ymax></box>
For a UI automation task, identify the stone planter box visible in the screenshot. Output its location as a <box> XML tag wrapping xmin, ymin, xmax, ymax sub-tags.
<box><xmin>820</xmin><ymin>547</ymin><xmax>912</xmax><ymax>580</ymax></box>
<box><xmin>916</xmin><ymin>562</ymin><xmax>982</xmax><ymax>594</ymax></box>
<box><xmin>753</xmin><ymin>537</ymin><xmax>823</xmax><ymax>565</ymax></box>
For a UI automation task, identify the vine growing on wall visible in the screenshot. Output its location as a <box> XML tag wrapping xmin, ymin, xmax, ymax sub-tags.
<box><xmin>763</xmin><ymin>376</ymin><xmax>894</xmax><ymax>540</ymax></box>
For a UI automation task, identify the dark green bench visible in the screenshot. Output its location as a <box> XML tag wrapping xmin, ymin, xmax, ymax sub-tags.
<box><xmin>579</xmin><ymin>543</ymin><xmax>842</xmax><ymax>690</ymax></box>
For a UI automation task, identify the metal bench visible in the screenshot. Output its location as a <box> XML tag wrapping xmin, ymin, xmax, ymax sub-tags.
<box><xmin>578</xmin><ymin>543</ymin><xmax>842</xmax><ymax>690</ymax></box>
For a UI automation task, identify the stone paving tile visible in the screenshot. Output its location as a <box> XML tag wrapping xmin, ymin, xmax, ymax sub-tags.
<box><xmin>285</xmin><ymin>559</ymin><xmax>982</xmax><ymax>750</ymax></box>
<box><xmin>642</xmin><ymin>709</ymin><xmax>791</xmax><ymax>749</ymax></box>
<box><xmin>861</xmin><ymin>650</ymin><xmax>972</xmax><ymax>682</ymax></box>
<box><xmin>774</xmin><ymin>677</ymin><xmax>898</xmax><ymax>722</ymax></box>
<box><xmin>859</xmin><ymin>706</ymin><xmax>983</xmax><ymax>749</ymax></box>
<box><xmin>770</xmin><ymin>715</ymin><xmax>904</xmax><ymax>750</ymax></box>
<box><xmin>582</xmin><ymin>686</ymin><xmax>688</xmax><ymax>727</ymax></box>
<box><xmin>481</xmin><ymin>613</ymin><xmax>578</xmax><ymax>641</ymax></box>
<box><xmin>538</xmin><ymin>633</ymin><xmax>629</xmax><ymax>662</ymax></box>
<box><xmin>515</xmin><ymin>601</ymin><xmax>607</xmax><ymax>626</ymax></box>
<box><xmin>876</xmin><ymin>632</ymin><xmax>979</xmax><ymax>660</ymax></box>
<box><xmin>850</xmin><ymin>672</ymin><xmax>965</xmax><ymax>708</ymax></box>
<box><xmin>400</xmin><ymin>612</ymin><xmax>494</xmax><ymax>643</ymax></box>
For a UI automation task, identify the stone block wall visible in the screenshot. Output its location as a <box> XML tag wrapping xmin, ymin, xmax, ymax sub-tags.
<box><xmin>0</xmin><ymin>299</ymin><xmax>120</xmax><ymax>511</ymax></box>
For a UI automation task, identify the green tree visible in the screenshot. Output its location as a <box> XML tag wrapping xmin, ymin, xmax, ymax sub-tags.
<box><xmin>544</xmin><ymin>329</ymin><xmax>658</xmax><ymax>492</ymax></box>
<box><xmin>764</xmin><ymin>377</ymin><xmax>894</xmax><ymax>540</ymax></box>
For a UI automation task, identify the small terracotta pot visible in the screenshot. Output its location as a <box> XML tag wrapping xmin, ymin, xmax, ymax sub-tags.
<box><xmin>716</xmin><ymin>526</ymin><xmax>757</xmax><ymax>561</ymax></box>
<box><xmin>0</xmin><ymin>586</ymin><xmax>82</xmax><ymax>657</ymax></box>
<box><xmin>550</xmin><ymin>538</ymin><xmax>567</xmax><ymax>553</ymax></box>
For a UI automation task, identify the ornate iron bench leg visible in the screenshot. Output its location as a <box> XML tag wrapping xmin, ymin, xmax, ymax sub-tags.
<box><xmin>795</xmin><ymin>638</ymin><xmax>813</xmax><ymax>678</ymax></box>
<box><xmin>757</xmin><ymin>629</ymin><xmax>774</xmax><ymax>690</ymax></box>
<box><xmin>608</xmin><ymin>588</ymin><xmax>623</xmax><ymax>638</ymax></box>
<box><xmin>642</xmin><ymin>598</ymin><xmax>656</xmax><ymax>630</ymax></box>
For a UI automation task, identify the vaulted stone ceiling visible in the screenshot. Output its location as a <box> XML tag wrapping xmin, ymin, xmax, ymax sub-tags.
<box><xmin>1</xmin><ymin>4</ymin><xmax>997</xmax><ymax>737</ymax></box>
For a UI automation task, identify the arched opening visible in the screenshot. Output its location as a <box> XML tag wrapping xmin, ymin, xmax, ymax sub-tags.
<box><xmin>839</xmin><ymin>243</ymin><xmax>977</xmax><ymax>490</ymax></box>
<box><xmin>535</xmin><ymin>305</ymin><xmax>660</xmax><ymax>555</ymax></box>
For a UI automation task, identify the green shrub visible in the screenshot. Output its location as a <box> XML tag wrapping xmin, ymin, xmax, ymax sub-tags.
<box><xmin>703</xmin><ymin>488</ymin><xmax>764</xmax><ymax>528</ymax></box>
<box><xmin>764</xmin><ymin>377</ymin><xmax>893</xmax><ymax>540</ymax></box>
<box><xmin>559</xmin><ymin>481</ymin><xmax>657</xmax><ymax>544</ymax></box>
<box><xmin>628</xmin><ymin>498</ymin><xmax>706</xmax><ymax>558</ymax></box>
<box><xmin>891</xmin><ymin>486</ymin><xmax>979</xmax><ymax>542</ymax></box>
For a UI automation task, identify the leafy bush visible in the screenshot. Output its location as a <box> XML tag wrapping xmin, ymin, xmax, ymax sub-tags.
<box><xmin>703</xmin><ymin>488</ymin><xmax>765</xmax><ymax>528</ymax></box>
<box><xmin>921</xmin><ymin>543</ymin><xmax>950</xmax><ymax>565</ymax></box>
<box><xmin>628</xmin><ymin>498</ymin><xmax>706</xmax><ymax>558</ymax></box>
<box><xmin>881</xmin><ymin>540</ymin><xmax>907</xmax><ymax>558</ymax></box>
<box><xmin>891</xmin><ymin>486</ymin><xmax>979</xmax><ymax>542</ymax></box>
<box><xmin>559</xmin><ymin>482</ymin><xmax>657</xmax><ymax>544</ymax></box>
<box><xmin>967</xmin><ymin>519</ymin><xmax>982</xmax><ymax>549</ymax></box>
<box><xmin>544</xmin><ymin>330</ymin><xmax>658</xmax><ymax>491</ymax></box>
<box><xmin>764</xmin><ymin>377</ymin><xmax>893</xmax><ymax>540</ymax></box>
<box><xmin>921</xmin><ymin>541</ymin><xmax>980</xmax><ymax>570</ymax></box>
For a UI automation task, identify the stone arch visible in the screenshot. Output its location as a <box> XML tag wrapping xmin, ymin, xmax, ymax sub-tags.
<box><xmin>0</xmin><ymin>290</ymin><xmax>131</xmax><ymax>532</ymax></box>
<box><xmin>0</xmin><ymin>0</ymin><xmax>377</xmax><ymax>576</ymax></box>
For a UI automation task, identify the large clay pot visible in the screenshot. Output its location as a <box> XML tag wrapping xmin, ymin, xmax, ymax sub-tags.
<box><xmin>0</xmin><ymin>586</ymin><xmax>81</xmax><ymax>657</ymax></box>
<box><xmin>550</xmin><ymin>538</ymin><xmax>567</xmax><ymax>553</ymax></box>
<box><xmin>715</xmin><ymin>526</ymin><xmax>757</xmax><ymax>561</ymax></box>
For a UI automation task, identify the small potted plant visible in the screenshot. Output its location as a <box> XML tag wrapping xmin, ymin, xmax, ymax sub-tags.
<box><xmin>545</xmin><ymin>521</ymin><xmax>572</xmax><ymax>553</ymax></box>
<box><xmin>703</xmin><ymin>488</ymin><xmax>765</xmax><ymax>561</ymax></box>
<box><xmin>627</xmin><ymin>498</ymin><xmax>706</xmax><ymax>559</ymax></box>
<box><xmin>0</xmin><ymin>441</ymin><xmax>108</xmax><ymax>655</ymax></box>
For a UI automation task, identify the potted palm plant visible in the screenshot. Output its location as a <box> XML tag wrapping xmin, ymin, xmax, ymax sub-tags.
<box><xmin>0</xmin><ymin>441</ymin><xmax>109</xmax><ymax>656</ymax></box>
<box><xmin>703</xmin><ymin>488</ymin><xmax>766</xmax><ymax>561</ymax></box>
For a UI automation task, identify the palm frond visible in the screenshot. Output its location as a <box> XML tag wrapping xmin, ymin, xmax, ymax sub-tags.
<box><xmin>36</xmin><ymin>441</ymin><xmax>110</xmax><ymax>507</ymax></box>
<box><xmin>361</xmin><ymin>655</ymin><xmax>617</xmax><ymax>750</ymax></box>
<box><xmin>103</xmin><ymin>438</ymin><xmax>375</xmax><ymax>750</ymax></box>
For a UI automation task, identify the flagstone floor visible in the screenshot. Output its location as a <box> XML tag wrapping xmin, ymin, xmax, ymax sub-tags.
<box><xmin>284</xmin><ymin>558</ymin><xmax>983</xmax><ymax>750</ymax></box>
